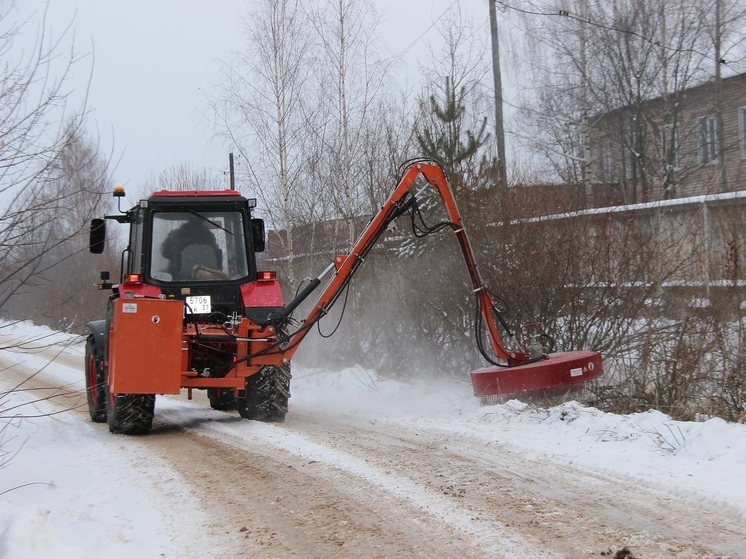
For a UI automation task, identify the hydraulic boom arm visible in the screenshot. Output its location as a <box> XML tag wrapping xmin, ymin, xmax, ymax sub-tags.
<box><xmin>279</xmin><ymin>160</ymin><xmax>519</xmax><ymax>365</ymax></box>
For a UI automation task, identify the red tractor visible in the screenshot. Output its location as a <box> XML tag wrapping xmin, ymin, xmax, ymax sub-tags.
<box><xmin>86</xmin><ymin>160</ymin><xmax>602</xmax><ymax>434</ymax></box>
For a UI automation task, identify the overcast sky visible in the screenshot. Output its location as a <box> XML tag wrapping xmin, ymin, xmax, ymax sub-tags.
<box><xmin>13</xmin><ymin>0</ymin><xmax>487</xmax><ymax>196</ymax></box>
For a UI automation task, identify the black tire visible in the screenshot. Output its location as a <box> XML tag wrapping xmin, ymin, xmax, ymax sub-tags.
<box><xmin>104</xmin><ymin>361</ymin><xmax>155</xmax><ymax>435</ymax></box>
<box><xmin>84</xmin><ymin>335</ymin><xmax>107</xmax><ymax>423</ymax></box>
<box><xmin>207</xmin><ymin>387</ymin><xmax>236</xmax><ymax>411</ymax></box>
<box><xmin>237</xmin><ymin>363</ymin><xmax>291</xmax><ymax>422</ymax></box>
<box><xmin>107</xmin><ymin>392</ymin><xmax>156</xmax><ymax>435</ymax></box>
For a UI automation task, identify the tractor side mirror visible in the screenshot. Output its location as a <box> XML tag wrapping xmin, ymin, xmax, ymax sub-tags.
<box><xmin>90</xmin><ymin>218</ymin><xmax>106</xmax><ymax>254</ymax></box>
<box><xmin>251</xmin><ymin>218</ymin><xmax>266</xmax><ymax>253</ymax></box>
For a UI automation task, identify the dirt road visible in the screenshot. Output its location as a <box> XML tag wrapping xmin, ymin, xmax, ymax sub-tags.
<box><xmin>147</xmin><ymin>404</ymin><xmax>746</xmax><ymax>558</ymax></box>
<box><xmin>2</xmin><ymin>336</ymin><xmax>745</xmax><ymax>558</ymax></box>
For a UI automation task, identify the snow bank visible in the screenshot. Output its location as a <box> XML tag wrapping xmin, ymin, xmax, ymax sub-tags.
<box><xmin>292</xmin><ymin>366</ymin><xmax>746</xmax><ymax>518</ymax></box>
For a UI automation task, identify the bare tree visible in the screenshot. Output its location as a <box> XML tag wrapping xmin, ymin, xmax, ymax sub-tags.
<box><xmin>513</xmin><ymin>0</ymin><xmax>728</xmax><ymax>198</ymax></box>
<box><xmin>697</xmin><ymin>0</ymin><xmax>746</xmax><ymax>192</ymax></box>
<box><xmin>0</xmin><ymin>4</ymin><xmax>110</xmax><ymax>323</ymax></box>
<box><xmin>2</xmin><ymin>128</ymin><xmax>112</xmax><ymax>331</ymax></box>
<box><xmin>143</xmin><ymin>163</ymin><xmax>222</xmax><ymax>194</ymax></box>
<box><xmin>359</xmin><ymin>95</ymin><xmax>419</xmax><ymax>211</ymax></box>
<box><xmin>304</xmin><ymin>0</ymin><xmax>390</xmax><ymax>246</ymax></box>
<box><xmin>212</xmin><ymin>0</ymin><xmax>313</xmax><ymax>291</ymax></box>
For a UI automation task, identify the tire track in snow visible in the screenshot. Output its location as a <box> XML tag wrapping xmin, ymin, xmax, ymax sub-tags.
<box><xmin>157</xmin><ymin>399</ymin><xmax>746</xmax><ymax>558</ymax></box>
<box><xmin>154</xmin><ymin>398</ymin><xmax>560</xmax><ymax>558</ymax></box>
<box><xmin>285</xmin><ymin>411</ymin><xmax>746</xmax><ymax>558</ymax></box>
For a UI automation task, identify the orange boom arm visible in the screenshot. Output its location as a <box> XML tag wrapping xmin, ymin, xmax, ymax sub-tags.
<box><xmin>276</xmin><ymin>159</ymin><xmax>603</xmax><ymax>400</ymax></box>
<box><xmin>281</xmin><ymin>160</ymin><xmax>515</xmax><ymax>364</ymax></box>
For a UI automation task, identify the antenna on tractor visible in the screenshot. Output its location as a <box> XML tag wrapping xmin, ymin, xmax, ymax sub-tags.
<box><xmin>229</xmin><ymin>152</ymin><xmax>236</xmax><ymax>190</ymax></box>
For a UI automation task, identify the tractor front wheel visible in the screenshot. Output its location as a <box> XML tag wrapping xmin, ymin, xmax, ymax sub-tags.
<box><xmin>207</xmin><ymin>387</ymin><xmax>236</xmax><ymax>411</ymax></box>
<box><xmin>237</xmin><ymin>364</ymin><xmax>291</xmax><ymax>422</ymax></box>
<box><xmin>84</xmin><ymin>335</ymin><xmax>106</xmax><ymax>423</ymax></box>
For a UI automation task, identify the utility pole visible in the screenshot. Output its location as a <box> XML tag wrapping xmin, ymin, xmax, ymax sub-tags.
<box><xmin>714</xmin><ymin>0</ymin><xmax>727</xmax><ymax>192</ymax></box>
<box><xmin>489</xmin><ymin>0</ymin><xmax>508</xmax><ymax>187</ymax></box>
<box><xmin>229</xmin><ymin>152</ymin><xmax>236</xmax><ymax>190</ymax></box>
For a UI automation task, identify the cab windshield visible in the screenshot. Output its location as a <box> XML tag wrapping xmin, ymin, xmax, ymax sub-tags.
<box><xmin>150</xmin><ymin>210</ymin><xmax>249</xmax><ymax>282</ymax></box>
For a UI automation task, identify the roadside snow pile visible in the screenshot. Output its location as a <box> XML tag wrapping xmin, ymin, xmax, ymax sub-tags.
<box><xmin>468</xmin><ymin>400</ymin><xmax>746</xmax><ymax>509</ymax></box>
<box><xmin>292</xmin><ymin>366</ymin><xmax>746</xmax><ymax>518</ymax></box>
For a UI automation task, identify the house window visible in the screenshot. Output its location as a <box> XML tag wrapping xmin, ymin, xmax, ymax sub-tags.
<box><xmin>661</xmin><ymin>124</ymin><xmax>680</xmax><ymax>170</ymax></box>
<box><xmin>739</xmin><ymin>106</ymin><xmax>746</xmax><ymax>159</ymax></box>
<box><xmin>698</xmin><ymin>115</ymin><xmax>719</xmax><ymax>165</ymax></box>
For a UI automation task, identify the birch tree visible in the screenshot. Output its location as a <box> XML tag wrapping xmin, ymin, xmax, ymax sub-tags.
<box><xmin>305</xmin><ymin>0</ymin><xmax>389</xmax><ymax>246</ymax></box>
<box><xmin>213</xmin><ymin>0</ymin><xmax>312</xmax><ymax>290</ymax></box>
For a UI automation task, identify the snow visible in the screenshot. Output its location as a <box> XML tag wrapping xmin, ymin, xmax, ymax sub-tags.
<box><xmin>0</xmin><ymin>322</ymin><xmax>212</xmax><ymax>559</ymax></box>
<box><xmin>2</xmin><ymin>320</ymin><xmax>746</xmax><ymax>557</ymax></box>
<box><xmin>295</xmin><ymin>366</ymin><xmax>746</xmax><ymax>517</ymax></box>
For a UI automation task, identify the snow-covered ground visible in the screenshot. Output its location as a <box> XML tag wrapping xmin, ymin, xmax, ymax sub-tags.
<box><xmin>1</xmin><ymin>320</ymin><xmax>745</xmax><ymax>558</ymax></box>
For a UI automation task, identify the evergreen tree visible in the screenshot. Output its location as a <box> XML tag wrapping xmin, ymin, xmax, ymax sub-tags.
<box><xmin>416</xmin><ymin>77</ymin><xmax>490</xmax><ymax>189</ymax></box>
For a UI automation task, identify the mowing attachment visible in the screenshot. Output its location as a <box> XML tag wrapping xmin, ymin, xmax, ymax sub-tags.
<box><xmin>471</xmin><ymin>350</ymin><xmax>603</xmax><ymax>404</ymax></box>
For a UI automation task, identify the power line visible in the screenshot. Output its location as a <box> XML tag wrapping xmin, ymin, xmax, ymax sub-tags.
<box><xmin>395</xmin><ymin>4</ymin><xmax>491</xmax><ymax>101</ymax></box>
<box><xmin>386</xmin><ymin>0</ymin><xmax>461</xmax><ymax>74</ymax></box>
<box><xmin>495</xmin><ymin>0</ymin><xmax>724</xmax><ymax>65</ymax></box>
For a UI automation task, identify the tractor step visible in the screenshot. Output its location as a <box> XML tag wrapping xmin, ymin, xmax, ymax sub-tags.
<box><xmin>470</xmin><ymin>350</ymin><xmax>603</xmax><ymax>401</ymax></box>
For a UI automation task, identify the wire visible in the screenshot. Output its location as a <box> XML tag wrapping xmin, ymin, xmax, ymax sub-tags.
<box><xmin>496</xmin><ymin>0</ymin><xmax>722</xmax><ymax>64</ymax></box>
<box><xmin>474</xmin><ymin>290</ymin><xmax>509</xmax><ymax>368</ymax></box>
<box><xmin>385</xmin><ymin>0</ymin><xmax>461</xmax><ymax>72</ymax></box>
<box><xmin>317</xmin><ymin>279</ymin><xmax>352</xmax><ymax>339</ymax></box>
<box><xmin>394</xmin><ymin>157</ymin><xmax>534</xmax><ymax>368</ymax></box>
<box><xmin>408</xmin><ymin>196</ymin><xmax>458</xmax><ymax>237</ymax></box>
<box><xmin>474</xmin><ymin>296</ymin><xmax>550</xmax><ymax>368</ymax></box>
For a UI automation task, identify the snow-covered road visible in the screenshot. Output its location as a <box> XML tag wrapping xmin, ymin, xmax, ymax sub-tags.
<box><xmin>1</xmin><ymin>321</ymin><xmax>745</xmax><ymax>558</ymax></box>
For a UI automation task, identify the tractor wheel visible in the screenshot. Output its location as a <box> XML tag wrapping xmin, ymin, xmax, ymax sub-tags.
<box><xmin>107</xmin><ymin>392</ymin><xmax>156</xmax><ymax>435</ymax></box>
<box><xmin>101</xmin><ymin>342</ymin><xmax>155</xmax><ymax>435</ymax></box>
<box><xmin>84</xmin><ymin>335</ymin><xmax>107</xmax><ymax>422</ymax></box>
<box><xmin>207</xmin><ymin>387</ymin><xmax>236</xmax><ymax>411</ymax></box>
<box><xmin>237</xmin><ymin>363</ymin><xmax>291</xmax><ymax>423</ymax></box>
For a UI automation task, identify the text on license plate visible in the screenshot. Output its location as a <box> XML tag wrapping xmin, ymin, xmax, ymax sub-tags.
<box><xmin>185</xmin><ymin>295</ymin><xmax>211</xmax><ymax>314</ymax></box>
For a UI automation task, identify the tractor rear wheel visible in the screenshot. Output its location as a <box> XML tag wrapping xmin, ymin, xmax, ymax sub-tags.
<box><xmin>84</xmin><ymin>335</ymin><xmax>106</xmax><ymax>423</ymax></box>
<box><xmin>107</xmin><ymin>393</ymin><xmax>156</xmax><ymax>435</ymax></box>
<box><xmin>237</xmin><ymin>363</ymin><xmax>291</xmax><ymax>422</ymax></box>
<box><xmin>101</xmin><ymin>339</ymin><xmax>155</xmax><ymax>435</ymax></box>
<box><xmin>207</xmin><ymin>387</ymin><xmax>236</xmax><ymax>411</ymax></box>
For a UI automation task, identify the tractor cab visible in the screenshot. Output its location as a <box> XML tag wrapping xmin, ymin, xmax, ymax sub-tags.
<box><xmin>90</xmin><ymin>188</ymin><xmax>274</xmax><ymax>319</ymax></box>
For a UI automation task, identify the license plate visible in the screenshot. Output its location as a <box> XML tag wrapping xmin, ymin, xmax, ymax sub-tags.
<box><xmin>185</xmin><ymin>295</ymin><xmax>211</xmax><ymax>314</ymax></box>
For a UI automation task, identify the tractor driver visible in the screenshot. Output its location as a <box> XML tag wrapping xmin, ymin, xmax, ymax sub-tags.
<box><xmin>160</xmin><ymin>214</ymin><xmax>221</xmax><ymax>280</ymax></box>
